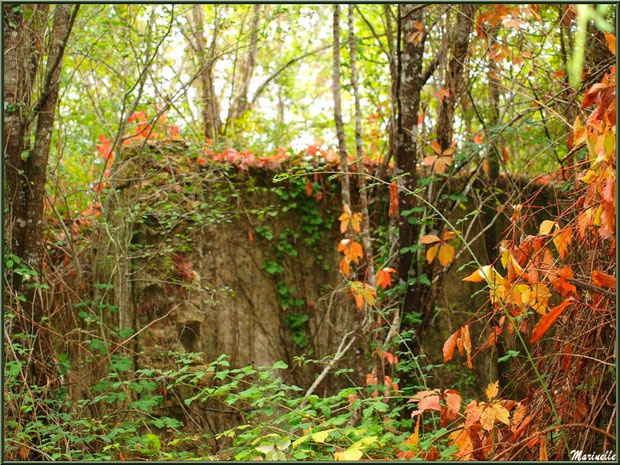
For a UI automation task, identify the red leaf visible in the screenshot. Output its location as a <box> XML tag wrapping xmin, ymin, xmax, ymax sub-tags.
<box><xmin>305</xmin><ymin>179</ymin><xmax>313</xmax><ymax>197</ymax></box>
<box><xmin>531</xmin><ymin>300</ymin><xmax>574</xmax><ymax>343</ymax></box>
<box><xmin>388</xmin><ymin>181</ymin><xmax>399</xmax><ymax>217</ymax></box>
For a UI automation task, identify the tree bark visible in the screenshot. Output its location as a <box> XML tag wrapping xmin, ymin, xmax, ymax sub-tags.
<box><xmin>3</xmin><ymin>2</ymin><xmax>78</xmax><ymax>388</ymax></box>
<box><xmin>189</xmin><ymin>4</ymin><xmax>222</xmax><ymax>141</ymax></box>
<box><xmin>332</xmin><ymin>5</ymin><xmax>351</xmax><ymax>211</ymax></box>
<box><xmin>396</xmin><ymin>4</ymin><xmax>426</xmax><ymax>309</ymax></box>
<box><xmin>3</xmin><ymin>4</ymin><xmax>47</xmax><ymax>276</ymax></box>
<box><xmin>227</xmin><ymin>4</ymin><xmax>261</xmax><ymax>129</ymax></box>
<box><xmin>348</xmin><ymin>5</ymin><xmax>375</xmax><ymax>288</ymax></box>
<box><xmin>436</xmin><ymin>4</ymin><xmax>475</xmax><ymax>151</ymax></box>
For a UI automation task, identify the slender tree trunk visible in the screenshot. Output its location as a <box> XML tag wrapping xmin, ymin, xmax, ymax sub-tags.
<box><xmin>227</xmin><ymin>4</ymin><xmax>261</xmax><ymax>128</ymax></box>
<box><xmin>436</xmin><ymin>4</ymin><xmax>475</xmax><ymax>151</ymax></box>
<box><xmin>348</xmin><ymin>5</ymin><xmax>375</xmax><ymax>288</ymax></box>
<box><xmin>396</xmin><ymin>4</ymin><xmax>426</xmax><ymax>310</ymax></box>
<box><xmin>483</xmin><ymin>25</ymin><xmax>508</xmax><ymax>387</ymax></box>
<box><xmin>332</xmin><ymin>5</ymin><xmax>351</xmax><ymax>211</ymax></box>
<box><xmin>486</xmin><ymin>26</ymin><xmax>501</xmax><ymax>180</ymax></box>
<box><xmin>3</xmin><ymin>4</ymin><xmax>47</xmax><ymax>279</ymax></box>
<box><xmin>23</xmin><ymin>5</ymin><xmax>77</xmax><ymax>280</ymax></box>
<box><xmin>190</xmin><ymin>4</ymin><xmax>221</xmax><ymax>141</ymax></box>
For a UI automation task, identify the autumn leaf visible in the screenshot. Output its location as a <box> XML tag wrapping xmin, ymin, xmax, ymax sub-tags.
<box><xmin>434</xmin><ymin>88</ymin><xmax>451</xmax><ymax>102</ymax></box>
<box><xmin>407</xmin><ymin>21</ymin><xmax>425</xmax><ymax>46</ymax></box>
<box><xmin>350</xmin><ymin>281</ymin><xmax>376</xmax><ymax>309</ymax></box>
<box><xmin>592</xmin><ymin>270</ymin><xmax>616</xmax><ymax>289</ymax></box>
<box><xmin>538</xmin><ymin>220</ymin><xmax>556</xmax><ymax>236</ymax></box>
<box><xmin>443</xmin><ymin>330</ymin><xmax>459</xmax><ymax>363</ymax></box>
<box><xmin>420</xmin><ymin>234</ymin><xmax>440</xmax><ymax>244</ymax></box>
<box><xmin>552</xmin><ymin>227</ymin><xmax>572</xmax><ymax>259</ymax></box>
<box><xmin>410</xmin><ymin>390</ymin><xmax>441</xmax><ymax>417</ymax></box>
<box><xmin>423</xmin><ymin>141</ymin><xmax>454</xmax><ymax>173</ymax></box>
<box><xmin>485</xmin><ymin>381</ymin><xmax>499</xmax><ymax>400</ymax></box>
<box><xmin>376</xmin><ymin>267</ymin><xmax>397</xmax><ymax>290</ymax></box>
<box><xmin>531</xmin><ymin>299</ymin><xmax>574</xmax><ymax>343</ymax></box>
<box><xmin>604</xmin><ymin>32</ymin><xmax>616</xmax><ymax>55</ymax></box>
<box><xmin>423</xmin><ymin>230</ymin><xmax>456</xmax><ymax>266</ymax></box>
<box><xmin>444</xmin><ymin>326</ymin><xmax>472</xmax><ymax>368</ymax></box>
<box><xmin>388</xmin><ymin>181</ymin><xmax>399</xmax><ymax>217</ymax></box>
<box><xmin>462</xmin><ymin>268</ymin><xmax>485</xmax><ymax>282</ymax></box>
<box><xmin>334</xmin><ymin>449</ymin><xmax>363</xmax><ymax>461</ymax></box>
<box><xmin>449</xmin><ymin>428</ymin><xmax>473</xmax><ymax>460</ymax></box>
<box><xmin>339</xmin><ymin>257</ymin><xmax>351</xmax><ymax>277</ymax></box>
<box><xmin>480</xmin><ymin>403</ymin><xmax>510</xmax><ymax>431</ymax></box>
<box><xmin>438</xmin><ymin>243</ymin><xmax>455</xmax><ymax>266</ymax></box>
<box><xmin>338</xmin><ymin>205</ymin><xmax>363</xmax><ymax>234</ymax></box>
<box><xmin>550</xmin><ymin>266</ymin><xmax>576</xmax><ymax>296</ymax></box>
<box><xmin>305</xmin><ymin>179</ymin><xmax>313</xmax><ymax>197</ymax></box>
<box><xmin>338</xmin><ymin>239</ymin><xmax>363</xmax><ymax>263</ymax></box>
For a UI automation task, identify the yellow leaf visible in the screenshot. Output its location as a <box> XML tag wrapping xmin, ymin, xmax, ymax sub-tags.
<box><xmin>426</xmin><ymin>244</ymin><xmax>439</xmax><ymax>264</ymax></box>
<box><xmin>350</xmin><ymin>213</ymin><xmax>363</xmax><ymax>233</ymax></box>
<box><xmin>573</xmin><ymin>116</ymin><xmax>586</xmax><ymax>145</ymax></box>
<box><xmin>486</xmin><ymin>381</ymin><xmax>499</xmax><ymax>400</ymax></box>
<box><xmin>493</xmin><ymin>403</ymin><xmax>510</xmax><ymax>426</ymax></box>
<box><xmin>312</xmin><ymin>430</ymin><xmax>331</xmax><ymax>443</ymax></box>
<box><xmin>438</xmin><ymin>243</ymin><xmax>455</xmax><ymax>266</ymax></box>
<box><xmin>480</xmin><ymin>405</ymin><xmax>496</xmax><ymax>431</ymax></box>
<box><xmin>334</xmin><ymin>449</ymin><xmax>363</xmax><ymax>461</ymax></box>
<box><xmin>538</xmin><ymin>220</ymin><xmax>556</xmax><ymax>236</ymax></box>
<box><xmin>580</xmin><ymin>169</ymin><xmax>598</xmax><ymax>184</ymax></box>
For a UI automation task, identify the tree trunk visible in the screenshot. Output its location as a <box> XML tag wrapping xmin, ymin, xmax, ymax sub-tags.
<box><xmin>436</xmin><ymin>4</ymin><xmax>475</xmax><ymax>151</ymax></box>
<box><xmin>332</xmin><ymin>5</ymin><xmax>351</xmax><ymax>211</ymax></box>
<box><xmin>396</xmin><ymin>4</ymin><xmax>426</xmax><ymax>311</ymax></box>
<box><xmin>3</xmin><ymin>4</ymin><xmax>47</xmax><ymax>280</ymax></box>
<box><xmin>189</xmin><ymin>4</ymin><xmax>221</xmax><ymax>141</ymax></box>
<box><xmin>348</xmin><ymin>5</ymin><xmax>375</xmax><ymax>288</ymax></box>
<box><xmin>227</xmin><ymin>4</ymin><xmax>261</xmax><ymax>128</ymax></box>
<box><xmin>3</xmin><ymin>1</ymin><xmax>77</xmax><ymax>394</ymax></box>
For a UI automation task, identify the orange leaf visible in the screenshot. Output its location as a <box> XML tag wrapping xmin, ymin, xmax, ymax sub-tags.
<box><xmin>339</xmin><ymin>257</ymin><xmax>351</xmax><ymax>277</ymax></box>
<box><xmin>552</xmin><ymin>227</ymin><xmax>572</xmax><ymax>259</ymax></box>
<box><xmin>438</xmin><ymin>243</ymin><xmax>455</xmax><ymax>267</ymax></box>
<box><xmin>443</xmin><ymin>330</ymin><xmax>459</xmax><ymax>362</ymax></box>
<box><xmin>388</xmin><ymin>181</ymin><xmax>399</xmax><ymax>217</ymax></box>
<box><xmin>592</xmin><ymin>270</ymin><xmax>616</xmax><ymax>289</ymax></box>
<box><xmin>531</xmin><ymin>299</ymin><xmax>574</xmax><ymax>343</ymax></box>
<box><xmin>604</xmin><ymin>32</ymin><xmax>616</xmax><ymax>55</ymax></box>
<box><xmin>376</xmin><ymin>267</ymin><xmax>397</xmax><ymax>290</ymax></box>
<box><xmin>461</xmin><ymin>325</ymin><xmax>473</xmax><ymax>369</ymax></box>
<box><xmin>449</xmin><ymin>428</ymin><xmax>473</xmax><ymax>460</ymax></box>
<box><xmin>434</xmin><ymin>157</ymin><xmax>447</xmax><ymax>174</ymax></box>
<box><xmin>305</xmin><ymin>179</ymin><xmax>313</xmax><ymax>197</ymax></box>
<box><xmin>423</xmin><ymin>155</ymin><xmax>437</xmax><ymax>166</ymax></box>
<box><xmin>463</xmin><ymin>268</ymin><xmax>484</xmax><ymax>282</ymax></box>
<box><xmin>420</xmin><ymin>234</ymin><xmax>441</xmax><ymax>244</ymax></box>
<box><xmin>426</xmin><ymin>244</ymin><xmax>439</xmax><ymax>264</ymax></box>
<box><xmin>248</xmin><ymin>230</ymin><xmax>255</xmax><ymax>243</ymax></box>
